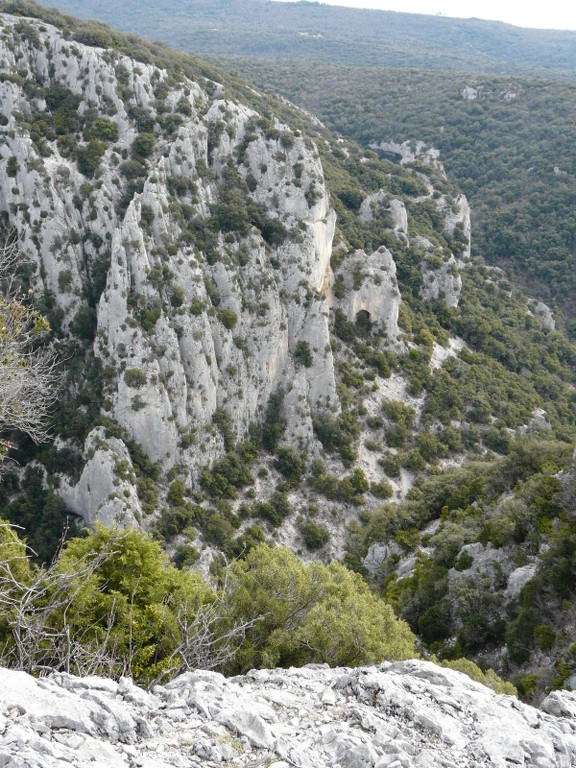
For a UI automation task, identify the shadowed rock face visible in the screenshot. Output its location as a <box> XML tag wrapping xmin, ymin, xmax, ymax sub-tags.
<box><xmin>1</xmin><ymin>660</ymin><xmax>575</xmax><ymax>767</ymax></box>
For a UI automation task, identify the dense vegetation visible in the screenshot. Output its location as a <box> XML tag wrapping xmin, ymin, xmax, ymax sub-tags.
<box><xmin>0</xmin><ymin>523</ymin><xmax>415</xmax><ymax>684</ymax></box>
<box><xmin>228</xmin><ymin>62</ymin><xmax>576</xmax><ymax>330</ymax></box>
<box><xmin>10</xmin><ymin>2</ymin><xmax>576</xmax><ymax>325</ymax></box>
<box><xmin>40</xmin><ymin>0</ymin><xmax>576</xmax><ymax>78</ymax></box>
<box><xmin>345</xmin><ymin>438</ymin><xmax>576</xmax><ymax>695</ymax></box>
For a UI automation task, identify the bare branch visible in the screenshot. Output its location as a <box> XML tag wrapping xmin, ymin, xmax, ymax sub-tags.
<box><xmin>0</xmin><ymin>239</ymin><xmax>59</xmax><ymax>450</ymax></box>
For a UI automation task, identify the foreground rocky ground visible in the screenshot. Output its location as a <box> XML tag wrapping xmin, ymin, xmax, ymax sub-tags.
<box><xmin>1</xmin><ymin>660</ymin><xmax>576</xmax><ymax>767</ymax></box>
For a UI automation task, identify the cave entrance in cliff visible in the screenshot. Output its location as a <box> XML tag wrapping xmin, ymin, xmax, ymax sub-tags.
<box><xmin>355</xmin><ymin>310</ymin><xmax>372</xmax><ymax>337</ymax></box>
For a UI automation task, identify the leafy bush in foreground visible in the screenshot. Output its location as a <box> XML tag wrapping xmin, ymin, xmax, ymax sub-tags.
<box><xmin>0</xmin><ymin>525</ymin><xmax>415</xmax><ymax>685</ymax></box>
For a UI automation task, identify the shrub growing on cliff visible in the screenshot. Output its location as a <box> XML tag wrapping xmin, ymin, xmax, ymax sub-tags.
<box><xmin>300</xmin><ymin>519</ymin><xmax>330</xmax><ymax>550</ymax></box>
<box><xmin>224</xmin><ymin>543</ymin><xmax>416</xmax><ymax>672</ymax></box>
<box><xmin>0</xmin><ymin>524</ymin><xmax>254</xmax><ymax>684</ymax></box>
<box><xmin>218</xmin><ymin>308</ymin><xmax>238</xmax><ymax>330</ymax></box>
<box><xmin>0</xmin><ymin>527</ymin><xmax>414</xmax><ymax>684</ymax></box>
<box><xmin>124</xmin><ymin>368</ymin><xmax>147</xmax><ymax>388</ymax></box>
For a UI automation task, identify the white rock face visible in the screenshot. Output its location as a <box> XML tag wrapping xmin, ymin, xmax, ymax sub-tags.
<box><xmin>441</xmin><ymin>192</ymin><xmax>472</xmax><ymax>259</ymax></box>
<box><xmin>369</xmin><ymin>139</ymin><xmax>440</xmax><ymax>164</ymax></box>
<box><xmin>462</xmin><ymin>86</ymin><xmax>479</xmax><ymax>100</ymax></box>
<box><xmin>59</xmin><ymin>428</ymin><xmax>142</xmax><ymax>526</ymax></box>
<box><xmin>505</xmin><ymin>563</ymin><xmax>539</xmax><ymax>601</ymax></box>
<box><xmin>343</xmin><ymin>248</ymin><xmax>402</xmax><ymax>343</ymax></box>
<box><xmin>0</xmin><ymin>12</ymin><xmax>484</xmax><ymax>539</ymax></box>
<box><xmin>421</xmin><ymin>252</ymin><xmax>462</xmax><ymax>308</ymax></box>
<box><xmin>388</xmin><ymin>197</ymin><xmax>409</xmax><ymax>237</ymax></box>
<box><xmin>0</xmin><ymin>14</ymin><xmax>341</xmax><ymax>521</ymax></box>
<box><xmin>364</xmin><ymin>541</ymin><xmax>402</xmax><ymax>575</ymax></box>
<box><xmin>529</xmin><ymin>299</ymin><xmax>556</xmax><ymax>331</ymax></box>
<box><xmin>1</xmin><ymin>661</ymin><xmax>575</xmax><ymax>768</ymax></box>
<box><xmin>430</xmin><ymin>336</ymin><xmax>467</xmax><ymax>370</ymax></box>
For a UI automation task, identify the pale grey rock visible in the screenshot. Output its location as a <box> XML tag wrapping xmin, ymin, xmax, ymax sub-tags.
<box><xmin>529</xmin><ymin>300</ymin><xmax>556</xmax><ymax>330</ymax></box>
<box><xmin>342</xmin><ymin>248</ymin><xmax>402</xmax><ymax>344</ymax></box>
<box><xmin>1</xmin><ymin>662</ymin><xmax>576</xmax><ymax>767</ymax></box>
<box><xmin>441</xmin><ymin>193</ymin><xmax>471</xmax><ymax>259</ymax></box>
<box><xmin>421</xmin><ymin>254</ymin><xmax>462</xmax><ymax>308</ymax></box>
<box><xmin>562</xmin><ymin>675</ymin><xmax>576</xmax><ymax>692</ymax></box>
<box><xmin>462</xmin><ymin>86</ymin><xmax>478</xmax><ymax>100</ymax></box>
<box><xmin>388</xmin><ymin>198</ymin><xmax>409</xmax><ymax>238</ymax></box>
<box><xmin>368</xmin><ymin>140</ymin><xmax>440</xmax><ymax>165</ymax></box>
<box><xmin>505</xmin><ymin>563</ymin><xmax>538</xmax><ymax>601</ymax></box>
<box><xmin>528</xmin><ymin>408</ymin><xmax>550</xmax><ymax>430</ymax></box>
<box><xmin>364</xmin><ymin>543</ymin><xmax>402</xmax><ymax>576</ymax></box>
<box><xmin>540</xmin><ymin>690</ymin><xmax>576</xmax><ymax>720</ymax></box>
<box><xmin>223</xmin><ymin>710</ymin><xmax>276</xmax><ymax>749</ymax></box>
<box><xmin>359</xmin><ymin>191</ymin><xmax>408</xmax><ymax>239</ymax></box>
<box><xmin>0</xmin><ymin>13</ymin><xmax>343</xmax><ymax>525</ymax></box>
<box><xmin>58</xmin><ymin>428</ymin><xmax>142</xmax><ymax>527</ymax></box>
<box><xmin>429</xmin><ymin>336</ymin><xmax>466</xmax><ymax>371</ymax></box>
<box><xmin>395</xmin><ymin>554</ymin><xmax>419</xmax><ymax>580</ymax></box>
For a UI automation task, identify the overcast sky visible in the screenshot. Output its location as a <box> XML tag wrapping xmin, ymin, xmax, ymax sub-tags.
<box><xmin>279</xmin><ymin>0</ymin><xmax>576</xmax><ymax>31</ymax></box>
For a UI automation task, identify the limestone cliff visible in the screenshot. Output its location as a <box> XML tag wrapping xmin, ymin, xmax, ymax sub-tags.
<box><xmin>0</xmin><ymin>13</ymin><xmax>340</xmax><ymax>523</ymax></box>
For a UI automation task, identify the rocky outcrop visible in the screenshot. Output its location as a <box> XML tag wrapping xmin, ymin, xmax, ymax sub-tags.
<box><xmin>414</xmin><ymin>236</ymin><xmax>463</xmax><ymax>309</ymax></box>
<box><xmin>369</xmin><ymin>139</ymin><xmax>440</xmax><ymax>164</ymax></box>
<box><xmin>58</xmin><ymin>427</ymin><xmax>142</xmax><ymax>526</ymax></box>
<box><xmin>0</xmin><ymin>10</ymin><xmax>478</xmax><ymax>532</ymax></box>
<box><xmin>341</xmin><ymin>248</ymin><xmax>402</xmax><ymax>344</ymax></box>
<box><xmin>440</xmin><ymin>192</ymin><xmax>471</xmax><ymax>260</ymax></box>
<box><xmin>1</xmin><ymin>661</ymin><xmax>575</xmax><ymax>767</ymax></box>
<box><xmin>529</xmin><ymin>299</ymin><xmax>556</xmax><ymax>331</ymax></box>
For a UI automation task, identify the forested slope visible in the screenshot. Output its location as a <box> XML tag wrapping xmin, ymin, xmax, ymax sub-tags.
<box><xmin>229</xmin><ymin>62</ymin><xmax>576</xmax><ymax>329</ymax></box>
<box><xmin>37</xmin><ymin>0</ymin><xmax>576</xmax><ymax>78</ymax></box>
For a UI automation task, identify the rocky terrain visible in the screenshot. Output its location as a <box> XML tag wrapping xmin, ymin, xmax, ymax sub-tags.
<box><xmin>2</xmin><ymin>660</ymin><xmax>576</xmax><ymax>767</ymax></box>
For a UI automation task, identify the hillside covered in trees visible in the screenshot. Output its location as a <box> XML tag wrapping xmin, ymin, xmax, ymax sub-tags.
<box><xmin>228</xmin><ymin>61</ymin><xmax>576</xmax><ymax>331</ymax></box>
<box><xmin>35</xmin><ymin>0</ymin><xmax>576</xmax><ymax>78</ymax></box>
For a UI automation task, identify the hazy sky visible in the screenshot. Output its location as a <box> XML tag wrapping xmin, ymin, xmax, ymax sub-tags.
<box><xmin>279</xmin><ymin>0</ymin><xmax>576</xmax><ymax>31</ymax></box>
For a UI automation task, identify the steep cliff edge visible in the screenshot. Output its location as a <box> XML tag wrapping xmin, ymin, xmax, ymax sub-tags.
<box><xmin>0</xmin><ymin>13</ymin><xmax>340</xmax><ymax>522</ymax></box>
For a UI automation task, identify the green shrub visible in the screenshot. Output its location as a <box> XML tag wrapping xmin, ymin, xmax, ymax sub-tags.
<box><xmin>124</xmin><ymin>368</ymin><xmax>147</xmax><ymax>388</ymax></box>
<box><xmin>301</xmin><ymin>520</ymin><xmax>330</xmax><ymax>550</ymax></box>
<box><xmin>218</xmin><ymin>308</ymin><xmax>238</xmax><ymax>330</ymax></box>
<box><xmin>262</xmin><ymin>390</ymin><xmax>286</xmax><ymax>452</ymax></box>
<box><xmin>69</xmin><ymin>305</ymin><xmax>97</xmax><ymax>341</ymax></box>
<box><xmin>312</xmin><ymin>411</ymin><xmax>359</xmax><ymax>465</ymax></box>
<box><xmin>439</xmin><ymin>658</ymin><xmax>517</xmax><ymax>696</ymax></box>
<box><xmin>274</xmin><ymin>446</ymin><xmax>305</xmax><ymax>485</ymax></box>
<box><xmin>6</xmin><ymin>157</ymin><xmax>18</xmax><ymax>178</ymax></box>
<box><xmin>172</xmin><ymin>543</ymin><xmax>200</xmax><ymax>569</ymax></box>
<box><xmin>225</xmin><ymin>544</ymin><xmax>416</xmax><ymax>672</ymax></box>
<box><xmin>294</xmin><ymin>340</ymin><xmax>313</xmax><ymax>367</ymax></box>
<box><xmin>86</xmin><ymin>118</ymin><xmax>118</xmax><ymax>142</ymax></box>
<box><xmin>131</xmin><ymin>132</ymin><xmax>156</xmax><ymax>159</ymax></box>
<box><xmin>76</xmin><ymin>140</ymin><xmax>106</xmax><ymax>176</ymax></box>
<box><xmin>370</xmin><ymin>479</ymin><xmax>393</xmax><ymax>499</ymax></box>
<box><xmin>261</xmin><ymin>218</ymin><xmax>289</xmax><ymax>245</ymax></box>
